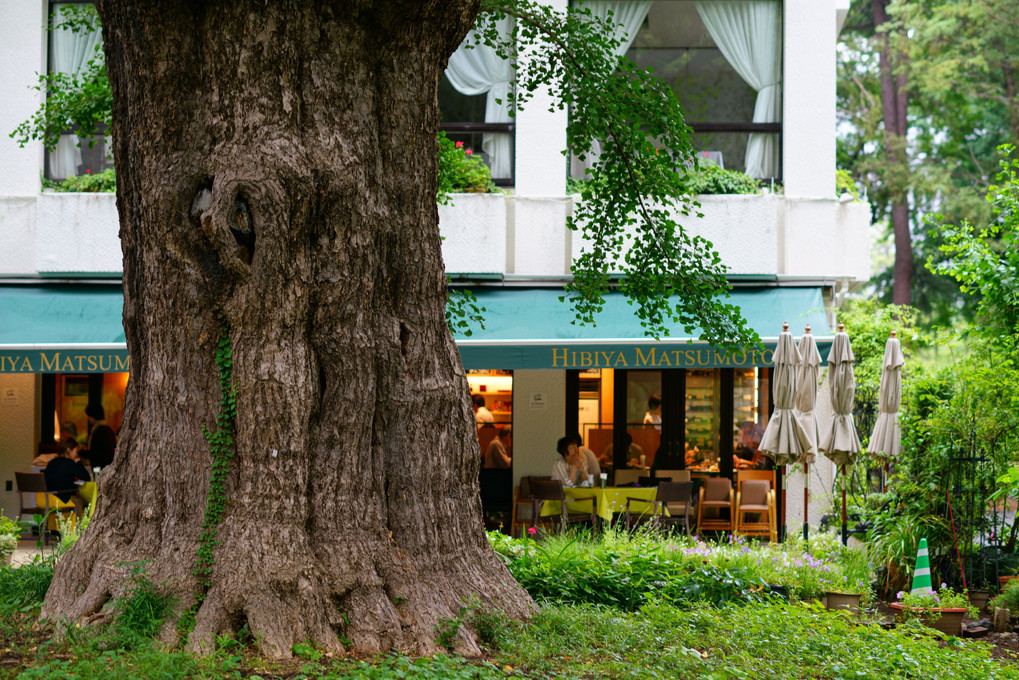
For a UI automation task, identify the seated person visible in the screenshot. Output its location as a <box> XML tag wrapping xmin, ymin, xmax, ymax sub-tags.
<box><xmin>552</xmin><ymin>436</ymin><xmax>588</xmax><ymax>487</ymax></box>
<box><xmin>44</xmin><ymin>439</ymin><xmax>92</xmax><ymax>503</ymax></box>
<box><xmin>571</xmin><ymin>432</ymin><xmax>600</xmax><ymax>477</ymax></box>
<box><xmin>684</xmin><ymin>444</ymin><xmax>701</xmax><ymax>467</ymax></box>
<box><xmin>603</xmin><ymin>433</ymin><xmax>644</xmax><ymax>468</ymax></box>
<box><xmin>483</xmin><ymin>426</ymin><xmax>512</xmax><ymax>469</ymax></box>
<box><xmin>85</xmin><ymin>404</ymin><xmax>117</xmax><ymax>469</ymax></box>
<box><xmin>734</xmin><ymin>420</ymin><xmax>770</xmax><ymax>469</ymax></box>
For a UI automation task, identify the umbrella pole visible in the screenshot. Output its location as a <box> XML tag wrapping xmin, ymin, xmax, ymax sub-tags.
<box><xmin>841</xmin><ymin>464</ymin><xmax>848</xmax><ymax>546</ymax></box>
<box><xmin>803</xmin><ymin>462</ymin><xmax>809</xmax><ymax>542</ymax></box>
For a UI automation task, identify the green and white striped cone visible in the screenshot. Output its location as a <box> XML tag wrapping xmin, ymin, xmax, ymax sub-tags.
<box><xmin>910</xmin><ymin>538</ymin><xmax>932</xmax><ymax>595</ymax></box>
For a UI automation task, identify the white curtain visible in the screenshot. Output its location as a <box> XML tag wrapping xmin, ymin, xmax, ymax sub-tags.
<box><xmin>570</xmin><ymin>1</ymin><xmax>652</xmax><ymax>180</ymax></box>
<box><xmin>444</xmin><ymin>17</ymin><xmax>515</xmax><ymax>179</ymax></box>
<box><xmin>695</xmin><ymin>0</ymin><xmax>782</xmax><ymax>179</ymax></box>
<box><xmin>50</xmin><ymin>4</ymin><xmax>104</xmax><ymax>179</ymax></box>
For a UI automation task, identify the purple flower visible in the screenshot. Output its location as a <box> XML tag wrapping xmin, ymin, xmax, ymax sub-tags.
<box><xmin>896</xmin><ymin>591</ymin><xmax>904</xmax><ymax>600</ymax></box>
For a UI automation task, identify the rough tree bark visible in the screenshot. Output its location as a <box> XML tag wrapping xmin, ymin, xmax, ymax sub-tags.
<box><xmin>41</xmin><ymin>0</ymin><xmax>533</xmax><ymax>657</ymax></box>
<box><xmin>874</xmin><ymin>0</ymin><xmax>912</xmax><ymax>305</ymax></box>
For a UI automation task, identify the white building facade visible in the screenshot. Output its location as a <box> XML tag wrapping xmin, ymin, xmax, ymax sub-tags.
<box><xmin>0</xmin><ymin>0</ymin><xmax>866</xmax><ymax>534</ymax></box>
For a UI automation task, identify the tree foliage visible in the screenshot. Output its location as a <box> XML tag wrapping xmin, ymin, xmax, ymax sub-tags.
<box><xmin>16</xmin><ymin>0</ymin><xmax>759</xmax><ymax>350</ymax></box>
<box><xmin>473</xmin><ymin>0</ymin><xmax>757</xmax><ymax>347</ymax></box>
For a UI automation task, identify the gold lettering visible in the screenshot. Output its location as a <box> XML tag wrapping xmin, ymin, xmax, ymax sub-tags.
<box><xmin>40</xmin><ymin>353</ymin><xmax>59</xmax><ymax>371</ymax></box>
<box><xmin>579</xmin><ymin>351</ymin><xmax>592</xmax><ymax>367</ymax></box>
<box><xmin>733</xmin><ymin>351</ymin><xmax>746</xmax><ymax>365</ymax></box>
<box><xmin>600</xmin><ymin>351</ymin><xmax>612</xmax><ymax>366</ymax></box>
<box><xmin>552</xmin><ymin>348</ymin><xmax>568</xmax><ymax>367</ymax></box>
<box><xmin>634</xmin><ymin>347</ymin><xmax>655</xmax><ymax>366</ymax></box>
<box><xmin>697</xmin><ymin>350</ymin><xmax>710</xmax><ymax>366</ymax></box>
<box><xmin>714</xmin><ymin>351</ymin><xmax>730</xmax><ymax>366</ymax></box>
<box><xmin>87</xmin><ymin>355</ymin><xmax>98</xmax><ymax>371</ymax></box>
<box><xmin>20</xmin><ymin>357</ymin><xmax>32</xmax><ymax>371</ymax></box>
<box><xmin>115</xmin><ymin>355</ymin><xmax>130</xmax><ymax>372</ymax></box>
<box><xmin>614</xmin><ymin>353</ymin><xmax>628</xmax><ymax>366</ymax></box>
<box><xmin>61</xmin><ymin>356</ymin><xmax>75</xmax><ymax>371</ymax></box>
<box><xmin>762</xmin><ymin>349</ymin><xmax>774</xmax><ymax>366</ymax></box>
<box><xmin>658</xmin><ymin>351</ymin><xmax>671</xmax><ymax>366</ymax></box>
<box><xmin>685</xmin><ymin>350</ymin><xmax>696</xmax><ymax>364</ymax></box>
<box><xmin>672</xmin><ymin>351</ymin><xmax>682</xmax><ymax>366</ymax></box>
<box><xmin>99</xmin><ymin>355</ymin><xmax>112</xmax><ymax>371</ymax></box>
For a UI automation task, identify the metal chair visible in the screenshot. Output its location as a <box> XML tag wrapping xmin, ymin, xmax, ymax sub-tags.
<box><xmin>613</xmin><ymin>469</ymin><xmax>641</xmax><ymax>486</ymax></box>
<box><xmin>510</xmin><ymin>476</ymin><xmax>551</xmax><ymax>537</ymax></box>
<box><xmin>625</xmin><ymin>481</ymin><xmax>694</xmax><ymax>534</ymax></box>
<box><xmin>529</xmin><ymin>479</ymin><xmax>596</xmax><ymax>534</ymax></box>
<box><xmin>696</xmin><ymin>477</ymin><xmax>734</xmax><ymax>533</ymax></box>
<box><xmin>15</xmin><ymin>471</ymin><xmax>77</xmax><ymax>545</ymax></box>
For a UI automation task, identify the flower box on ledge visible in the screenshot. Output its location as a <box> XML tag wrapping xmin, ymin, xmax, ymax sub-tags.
<box><xmin>889</xmin><ymin>602</ymin><xmax>966</xmax><ymax>636</ymax></box>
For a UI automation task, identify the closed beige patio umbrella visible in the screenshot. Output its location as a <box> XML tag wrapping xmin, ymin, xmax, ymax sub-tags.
<box><xmin>759</xmin><ymin>323</ymin><xmax>811</xmax><ymax>541</ymax></box>
<box><xmin>819</xmin><ymin>323</ymin><xmax>862</xmax><ymax>544</ymax></box>
<box><xmin>794</xmin><ymin>325</ymin><xmax>821</xmax><ymax>541</ymax></box>
<box><xmin>759</xmin><ymin>323</ymin><xmax>811</xmax><ymax>466</ymax></box>
<box><xmin>867</xmin><ymin>331</ymin><xmax>905</xmax><ymax>463</ymax></box>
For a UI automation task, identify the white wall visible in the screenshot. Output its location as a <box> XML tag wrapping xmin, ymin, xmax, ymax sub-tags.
<box><xmin>0</xmin><ymin>1</ymin><xmax>45</xmax><ymax>197</ymax></box>
<box><xmin>510</xmin><ymin>370</ymin><xmax>565</xmax><ymax>489</ymax></box>
<box><xmin>783</xmin><ymin>0</ymin><xmax>837</xmax><ymax>199</ymax></box>
<box><xmin>0</xmin><ymin>374</ymin><xmax>39</xmax><ymax>520</ymax></box>
<box><xmin>36</xmin><ymin>193</ymin><xmax>122</xmax><ymax>273</ymax></box>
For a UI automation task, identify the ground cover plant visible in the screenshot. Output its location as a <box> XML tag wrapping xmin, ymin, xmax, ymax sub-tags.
<box><xmin>3</xmin><ymin>526</ymin><xmax>1018</xmax><ymax>679</ymax></box>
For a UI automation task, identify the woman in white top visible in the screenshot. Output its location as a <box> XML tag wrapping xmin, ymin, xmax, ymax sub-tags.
<box><xmin>643</xmin><ymin>394</ymin><xmax>662</xmax><ymax>431</ymax></box>
<box><xmin>551</xmin><ymin>436</ymin><xmax>588</xmax><ymax>487</ymax></box>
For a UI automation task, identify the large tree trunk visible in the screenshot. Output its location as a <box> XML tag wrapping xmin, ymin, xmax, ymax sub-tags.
<box><xmin>42</xmin><ymin>0</ymin><xmax>533</xmax><ymax>657</ymax></box>
<box><xmin>874</xmin><ymin>0</ymin><xmax>912</xmax><ymax>305</ymax></box>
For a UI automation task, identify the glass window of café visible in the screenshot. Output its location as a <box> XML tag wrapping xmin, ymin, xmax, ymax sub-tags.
<box><xmin>41</xmin><ymin>372</ymin><xmax>128</xmax><ymax>453</ymax></box>
<box><xmin>468</xmin><ymin>370</ymin><xmax>513</xmax><ymax>466</ymax></box>
<box><xmin>45</xmin><ymin>2</ymin><xmax>113</xmax><ymax>181</ymax></box>
<box><xmin>569</xmin><ymin>0</ymin><xmax>782</xmax><ymax>181</ymax></box>
<box><xmin>568</xmin><ymin>366</ymin><xmax>772</xmax><ymax>483</ymax></box>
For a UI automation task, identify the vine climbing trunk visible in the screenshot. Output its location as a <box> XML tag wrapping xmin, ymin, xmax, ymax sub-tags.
<box><xmin>41</xmin><ymin>0</ymin><xmax>533</xmax><ymax>657</ymax></box>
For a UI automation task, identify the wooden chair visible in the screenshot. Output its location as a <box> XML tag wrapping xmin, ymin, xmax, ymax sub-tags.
<box><xmin>625</xmin><ymin>481</ymin><xmax>694</xmax><ymax>534</ymax></box>
<box><xmin>15</xmin><ymin>471</ymin><xmax>78</xmax><ymax>545</ymax></box>
<box><xmin>696</xmin><ymin>477</ymin><xmax>734</xmax><ymax>533</ymax></box>
<box><xmin>613</xmin><ymin>469</ymin><xmax>641</xmax><ymax>486</ymax></box>
<box><xmin>529</xmin><ymin>479</ymin><xmax>596</xmax><ymax>534</ymax></box>
<box><xmin>655</xmin><ymin>469</ymin><xmax>692</xmax><ymax>483</ymax></box>
<box><xmin>735</xmin><ymin>471</ymin><xmax>777</xmax><ymax>542</ymax></box>
<box><xmin>510</xmin><ymin>476</ymin><xmax>549</xmax><ymax>537</ymax></box>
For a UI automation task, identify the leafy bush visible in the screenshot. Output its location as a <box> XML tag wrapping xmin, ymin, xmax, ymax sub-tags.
<box><xmin>42</xmin><ymin>168</ymin><xmax>116</xmax><ymax>193</ymax></box>
<box><xmin>491</xmin><ymin>528</ymin><xmax>872</xmax><ymax>608</ymax></box>
<box><xmin>683</xmin><ymin>163</ymin><xmax>761</xmax><ymax>195</ymax></box>
<box><xmin>437</xmin><ymin>131</ymin><xmax>496</xmax><ymax>201</ymax></box>
<box><xmin>990</xmin><ymin>577</ymin><xmax>1019</xmax><ymax>612</ymax></box>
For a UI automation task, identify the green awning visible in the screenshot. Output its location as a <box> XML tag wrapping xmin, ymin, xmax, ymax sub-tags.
<box><xmin>0</xmin><ymin>284</ymin><xmax>128</xmax><ymax>373</ymax></box>
<box><xmin>452</xmin><ymin>286</ymin><xmax>833</xmax><ymax>370</ymax></box>
<box><xmin>0</xmin><ymin>284</ymin><xmax>832</xmax><ymax>373</ymax></box>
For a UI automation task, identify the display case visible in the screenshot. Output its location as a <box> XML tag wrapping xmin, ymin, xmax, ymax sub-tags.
<box><xmin>685</xmin><ymin>369</ymin><xmax>719</xmax><ymax>462</ymax></box>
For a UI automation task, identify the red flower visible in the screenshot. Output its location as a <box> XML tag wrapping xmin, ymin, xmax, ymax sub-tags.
<box><xmin>465</xmin><ymin>149</ymin><xmax>472</xmax><ymax>155</ymax></box>
<box><xmin>455</xmin><ymin>141</ymin><xmax>463</xmax><ymax>148</ymax></box>
<box><xmin>85</xmin><ymin>169</ymin><xmax>91</xmax><ymax>174</ymax></box>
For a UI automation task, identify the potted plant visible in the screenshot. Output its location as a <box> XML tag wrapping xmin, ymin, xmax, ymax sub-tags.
<box><xmin>823</xmin><ymin>541</ymin><xmax>873</xmax><ymax>615</ymax></box>
<box><xmin>988</xmin><ymin>577</ymin><xmax>1019</xmax><ymax>621</ymax></box>
<box><xmin>890</xmin><ymin>585</ymin><xmax>976</xmax><ymax>636</ymax></box>
<box><xmin>0</xmin><ymin>514</ymin><xmax>20</xmax><ymax>565</ymax></box>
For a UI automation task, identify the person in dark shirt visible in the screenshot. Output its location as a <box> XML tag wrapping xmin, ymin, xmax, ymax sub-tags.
<box><xmin>85</xmin><ymin>403</ymin><xmax>117</xmax><ymax>469</ymax></box>
<box><xmin>44</xmin><ymin>440</ymin><xmax>91</xmax><ymax>503</ymax></box>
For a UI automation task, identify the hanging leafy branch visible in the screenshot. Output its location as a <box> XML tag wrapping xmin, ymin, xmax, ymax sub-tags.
<box><xmin>474</xmin><ymin>0</ymin><xmax>758</xmax><ymax>347</ymax></box>
<box><xmin>10</xmin><ymin>4</ymin><xmax>110</xmax><ymax>151</ymax></box>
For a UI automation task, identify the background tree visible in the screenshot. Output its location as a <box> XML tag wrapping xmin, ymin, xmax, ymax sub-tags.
<box><xmin>36</xmin><ymin>0</ymin><xmax>756</xmax><ymax>658</ymax></box>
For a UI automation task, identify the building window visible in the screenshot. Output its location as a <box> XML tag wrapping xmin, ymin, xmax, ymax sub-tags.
<box><xmin>571</xmin><ymin>0</ymin><xmax>782</xmax><ymax>181</ymax></box>
<box><xmin>45</xmin><ymin>2</ymin><xmax>112</xmax><ymax>181</ymax></box>
<box><xmin>440</xmin><ymin>18</ymin><xmax>515</xmax><ymax>187</ymax></box>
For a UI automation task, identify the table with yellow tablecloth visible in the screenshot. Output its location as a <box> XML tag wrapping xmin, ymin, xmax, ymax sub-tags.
<box><xmin>539</xmin><ymin>486</ymin><xmax>661</xmax><ymax>523</ymax></box>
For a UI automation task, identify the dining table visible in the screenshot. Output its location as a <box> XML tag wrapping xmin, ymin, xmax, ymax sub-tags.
<box><xmin>539</xmin><ymin>486</ymin><xmax>661</xmax><ymax>523</ymax></box>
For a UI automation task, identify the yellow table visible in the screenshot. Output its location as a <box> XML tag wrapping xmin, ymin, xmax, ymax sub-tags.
<box><xmin>540</xmin><ymin>487</ymin><xmax>660</xmax><ymax>523</ymax></box>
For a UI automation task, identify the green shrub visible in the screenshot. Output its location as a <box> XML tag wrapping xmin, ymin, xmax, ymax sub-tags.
<box><xmin>437</xmin><ymin>131</ymin><xmax>496</xmax><ymax>201</ymax></box>
<box><xmin>42</xmin><ymin>167</ymin><xmax>116</xmax><ymax>192</ymax></box>
<box><xmin>683</xmin><ymin>163</ymin><xmax>761</xmax><ymax>195</ymax></box>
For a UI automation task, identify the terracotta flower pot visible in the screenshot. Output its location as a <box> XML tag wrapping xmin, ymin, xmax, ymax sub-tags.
<box><xmin>999</xmin><ymin>575</ymin><xmax>1019</xmax><ymax>591</ymax></box>
<box><xmin>890</xmin><ymin>602</ymin><xmax>966</xmax><ymax>636</ymax></box>
<box><xmin>970</xmin><ymin>589</ymin><xmax>991</xmax><ymax>613</ymax></box>
<box><xmin>825</xmin><ymin>592</ymin><xmax>862</xmax><ymax>615</ymax></box>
